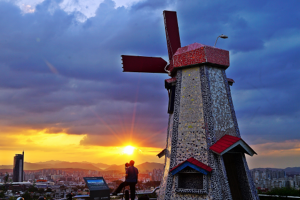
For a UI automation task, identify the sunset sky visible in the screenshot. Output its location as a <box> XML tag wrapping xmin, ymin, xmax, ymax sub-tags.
<box><xmin>1</xmin><ymin>0</ymin><xmax>300</xmax><ymax>169</ymax></box>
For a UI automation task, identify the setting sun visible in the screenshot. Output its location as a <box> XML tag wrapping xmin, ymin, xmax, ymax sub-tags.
<box><xmin>123</xmin><ymin>145</ymin><xmax>135</xmax><ymax>155</ymax></box>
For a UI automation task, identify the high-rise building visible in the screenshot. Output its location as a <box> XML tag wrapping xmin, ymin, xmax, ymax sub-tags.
<box><xmin>13</xmin><ymin>151</ymin><xmax>24</xmax><ymax>182</ymax></box>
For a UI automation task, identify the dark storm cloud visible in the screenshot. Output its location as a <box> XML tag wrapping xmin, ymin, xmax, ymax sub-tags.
<box><xmin>0</xmin><ymin>0</ymin><xmax>299</xmax><ymax>148</ymax></box>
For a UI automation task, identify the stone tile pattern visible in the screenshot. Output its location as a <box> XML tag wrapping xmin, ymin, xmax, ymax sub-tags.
<box><xmin>158</xmin><ymin>65</ymin><xmax>258</xmax><ymax>200</ymax></box>
<box><xmin>221</xmin><ymin>70</ymin><xmax>241</xmax><ymax>138</ymax></box>
<box><xmin>172</xmin><ymin>43</ymin><xmax>229</xmax><ymax>69</ymax></box>
<box><xmin>205</xmin><ymin>46</ymin><xmax>230</xmax><ymax>67</ymax></box>
<box><xmin>158</xmin><ymin>70</ymin><xmax>182</xmax><ymax>200</ymax></box>
<box><xmin>176</xmin><ymin>68</ymin><xmax>207</xmax><ymax>164</ymax></box>
<box><xmin>158</xmin><ymin>114</ymin><xmax>173</xmax><ymax>200</ymax></box>
<box><xmin>200</xmin><ymin>66</ymin><xmax>231</xmax><ymax>200</ymax></box>
<box><xmin>207</xmin><ymin>67</ymin><xmax>236</xmax><ymax>141</ymax></box>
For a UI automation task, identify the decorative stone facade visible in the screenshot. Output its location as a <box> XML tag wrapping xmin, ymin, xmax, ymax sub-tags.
<box><xmin>158</xmin><ymin>65</ymin><xmax>259</xmax><ymax>200</ymax></box>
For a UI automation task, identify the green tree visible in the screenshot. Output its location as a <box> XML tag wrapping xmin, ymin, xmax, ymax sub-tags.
<box><xmin>266</xmin><ymin>187</ymin><xmax>300</xmax><ymax>197</ymax></box>
<box><xmin>38</xmin><ymin>188</ymin><xmax>45</xmax><ymax>194</ymax></box>
<box><xmin>22</xmin><ymin>191</ymin><xmax>32</xmax><ymax>200</ymax></box>
<box><xmin>33</xmin><ymin>194</ymin><xmax>39</xmax><ymax>200</ymax></box>
<box><xmin>0</xmin><ymin>184</ymin><xmax>5</xmax><ymax>191</ymax></box>
<box><xmin>45</xmin><ymin>188</ymin><xmax>52</xmax><ymax>193</ymax></box>
<box><xmin>8</xmin><ymin>196</ymin><xmax>16</xmax><ymax>200</ymax></box>
<box><xmin>4</xmin><ymin>172</ymin><xmax>9</xmax><ymax>184</ymax></box>
<box><xmin>28</xmin><ymin>186</ymin><xmax>38</xmax><ymax>193</ymax></box>
<box><xmin>0</xmin><ymin>191</ymin><xmax>6</xmax><ymax>198</ymax></box>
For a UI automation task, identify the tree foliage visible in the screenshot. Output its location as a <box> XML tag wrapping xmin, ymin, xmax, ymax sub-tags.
<box><xmin>22</xmin><ymin>191</ymin><xmax>32</xmax><ymax>200</ymax></box>
<box><xmin>28</xmin><ymin>186</ymin><xmax>38</xmax><ymax>193</ymax></box>
<box><xmin>263</xmin><ymin>187</ymin><xmax>300</xmax><ymax>197</ymax></box>
<box><xmin>0</xmin><ymin>191</ymin><xmax>6</xmax><ymax>198</ymax></box>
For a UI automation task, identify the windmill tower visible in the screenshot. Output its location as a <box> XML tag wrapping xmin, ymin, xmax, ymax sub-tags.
<box><xmin>121</xmin><ymin>11</ymin><xmax>259</xmax><ymax>200</ymax></box>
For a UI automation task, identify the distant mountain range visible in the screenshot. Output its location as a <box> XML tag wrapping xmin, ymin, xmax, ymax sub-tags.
<box><xmin>1</xmin><ymin>160</ymin><xmax>300</xmax><ymax>175</ymax></box>
<box><xmin>0</xmin><ymin>160</ymin><xmax>164</xmax><ymax>173</ymax></box>
<box><xmin>105</xmin><ymin>162</ymin><xmax>164</xmax><ymax>173</ymax></box>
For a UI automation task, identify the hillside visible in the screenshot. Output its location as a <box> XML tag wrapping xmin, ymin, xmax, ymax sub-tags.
<box><xmin>0</xmin><ymin>162</ymin><xmax>100</xmax><ymax>171</ymax></box>
<box><xmin>0</xmin><ymin>160</ymin><xmax>164</xmax><ymax>172</ymax></box>
<box><xmin>0</xmin><ymin>165</ymin><xmax>12</xmax><ymax>170</ymax></box>
<box><xmin>136</xmin><ymin>162</ymin><xmax>164</xmax><ymax>173</ymax></box>
<box><xmin>105</xmin><ymin>164</ymin><xmax>124</xmax><ymax>172</ymax></box>
<box><xmin>104</xmin><ymin>162</ymin><xmax>164</xmax><ymax>173</ymax></box>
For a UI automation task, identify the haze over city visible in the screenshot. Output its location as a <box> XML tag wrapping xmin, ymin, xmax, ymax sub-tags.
<box><xmin>1</xmin><ymin>0</ymin><xmax>300</xmax><ymax>169</ymax></box>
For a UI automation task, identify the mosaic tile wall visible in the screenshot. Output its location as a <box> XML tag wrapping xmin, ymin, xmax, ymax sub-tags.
<box><xmin>221</xmin><ymin>70</ymin><xmax>241</xmax><ymax>137</ymax></box>
<box><xmin>176</xmin><ymin>68</ymin><xmax>207</xmax><ymax>165</ymax></box>
<box><xmin>158</xmin><ymin>65</ymin><xmax>259</xmax><ymax>200</ymax></box>
<box><xmin>158</xmin><ymin>70</ymin><xmax>182</xmax><ymax>200</ymax></box>
<box><xmin>158</xmin><ymin>114</ymin><xmax>173</xmax><ymax>200</ymax></box>
<box><xmin>207</xmin><ymin>67</ymin><xmax>236</xmax><ymax>141</ymax></box>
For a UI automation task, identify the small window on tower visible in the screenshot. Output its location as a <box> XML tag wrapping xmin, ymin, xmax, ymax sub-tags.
<box><xmin>178</xmin><ymin>173</ymin><xmax>203</xmax><ymax>189</ymax></box>
<box><xmin>174</xmin><ymin>168</ymin><xmax>208</xmax><ymax>194</ymax></box>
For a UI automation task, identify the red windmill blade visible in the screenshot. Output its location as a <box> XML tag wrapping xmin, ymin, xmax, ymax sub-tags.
<box><xmin>121</xmin><ymin>10</ymin><xmax>181</xmax><ymax>75</ymax></box>
<box><xmin>121</xmin><ymin>55</ymin><xmax>168</xmax><ymax>73</ymax></box>
<box><xmin>163</xmin><ymin>10</ymin><xmax>181</xmax><ymax>62</ymax></box>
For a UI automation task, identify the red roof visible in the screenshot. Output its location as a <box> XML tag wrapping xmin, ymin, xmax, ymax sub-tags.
<box><xmin>172</xmin><ymin>43</ymin><xmax>230</xmax><ymax>69</ymax></box>
<box><xmin>165</xmin><ymin>77</ymin><xmax>176</xmax><ymax>84</ymax></box>
<box><xmin>170</xmin><ymin>157</ymin><xmax>212</xmax><ymax>173</ymax></box>
<box><xmin>209</xmin><ymin>135</ymin><xmax>241</xmax><ymax>154</ymax></box>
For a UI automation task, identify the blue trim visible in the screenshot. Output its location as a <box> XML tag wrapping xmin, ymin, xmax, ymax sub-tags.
<box><xmin>170</xmin><ymin>162</ymin><xmax>208</xmax><ymax>175</ymax></box>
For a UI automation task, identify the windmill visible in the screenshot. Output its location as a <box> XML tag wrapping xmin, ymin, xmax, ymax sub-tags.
<box><xmin>121</xmin><ymin>11</ymin><xmax>259</xmax><ymax>200</ymax></box>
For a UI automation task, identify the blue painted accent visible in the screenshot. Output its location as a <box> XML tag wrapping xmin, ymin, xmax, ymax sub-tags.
<box><xmin>170</xmin><ymin>162</ymin><xmax>208</xmax><ymax>175</ymax></box>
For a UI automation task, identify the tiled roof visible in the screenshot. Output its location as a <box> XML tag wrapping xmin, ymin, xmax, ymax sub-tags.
<box><xmin>169</xmin><ymin>157</ymin><xmax>212</xmax><ymax>175</ymax></box>
<box><xmin>186</xmin><ymin>157</ymin><xmax>212</xmax><ymax>172</ymax></box>
<box><xmin>165</xmin><ymin>77</ymin><xmax>177</xmax><ymax>84</ymax></box>
<box><xmin>209</xmin><ymin>135</ymin><xmax>241</xmax><ymax>154</ymax></box>
<box><xmin>165</xmin><ymin>77</ymin><xmax>177</xmax><ymax>89</ymax></box>
<box><xmin>172</xmin><ymin>43</ymin><xmax>230</xmax><ymax>69</ymax></box>
<box><xmin>209</xmin><ymin>135</ymin><xmax>257</xmax><ymax>156</ymax></box>
<box><xmin>227</xmin><ymin>78</ymin><xmax>235</xmax><ymax>86</ymax></box>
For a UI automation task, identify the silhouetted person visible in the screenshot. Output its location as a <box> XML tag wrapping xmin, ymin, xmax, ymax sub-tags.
<box><xmin>126</xmin><ymin>160</ymin><xmax>138</xmax><ymax>200</ymax></box>
<box><xmin>66</xmin><ymin>192</ymin><xmax>73</xmax><ymax>200</ymax></box>
<box><xmin>112</xmin><ymin>160</ymin><xmax>138</xmax><ymax>200</ymax></box>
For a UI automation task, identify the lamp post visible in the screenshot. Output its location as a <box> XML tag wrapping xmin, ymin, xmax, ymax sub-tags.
<box><xmin>214</xmin><ymin>34</ymin><xmax>228</xmax><ymax>47</ymax></box>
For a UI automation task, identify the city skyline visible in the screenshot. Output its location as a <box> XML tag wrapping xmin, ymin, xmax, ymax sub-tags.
<box><xmin>1</xmin><ymin>0</ymin><xmax>300</xmax><ymax>169</ymax></box>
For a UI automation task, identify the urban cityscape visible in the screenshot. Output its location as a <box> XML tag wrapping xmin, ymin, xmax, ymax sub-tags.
<box><xmin>1</xmin><ymin>152</ymin><xmax>300</xmax><ymax>199</ymax></box>
<box><xmin>0</xmin><ymin>152</ymin><xmax>163</xmax><ymax>199</ymax></box>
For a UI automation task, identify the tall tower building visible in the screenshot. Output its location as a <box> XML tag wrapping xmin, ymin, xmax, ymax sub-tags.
<box><xmin>13</xmin><ymin>151</ymin><xmax>24</xmax><ymax>182</ymax></box>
